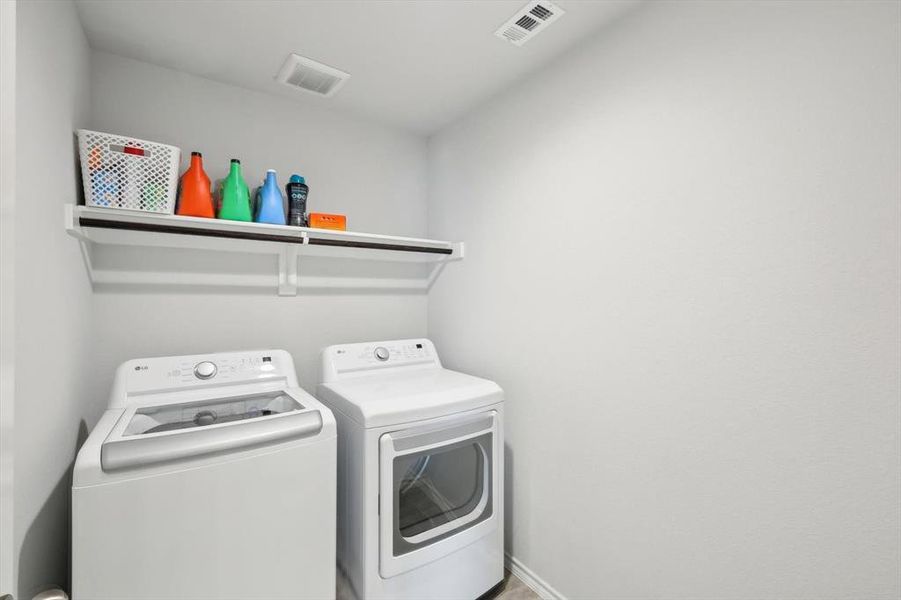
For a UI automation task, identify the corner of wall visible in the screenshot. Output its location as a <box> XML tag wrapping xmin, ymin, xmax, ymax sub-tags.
<box><xmin>13</xmin><ymin>0</ymin><xmax>95</xmax><ymax>597</ymax></box>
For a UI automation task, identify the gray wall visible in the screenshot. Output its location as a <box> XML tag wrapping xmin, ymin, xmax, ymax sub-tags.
<box><xmin>0</xmin><ymin>0</ymin><xmax>15</xmax><ymax>595</ymax></box>
<box><xmin>86</xmin><ymin>52</ymin><xmax>429</xmax><ymax>400</ymax></box>
<box><xmin>427</xmin><ymin>1</ymin><xmax>901</xmax><ymax>598</ymax></box>
<box><xmin>14</xmin><ymin>0</ymin><xmax>93</xmax><ymax>597</ymax></box>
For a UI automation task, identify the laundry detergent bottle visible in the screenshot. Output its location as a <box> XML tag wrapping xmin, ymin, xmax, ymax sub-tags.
<box><xmin>176</xmin><ymin>152</ymin><xmax>215</xmax><ymax>218</ymax></box>
<box><xmin>255</xmin><ymin>169</ymin><xmax>286</xmax><ymax>225</ymax></box>
<box><xmin>217</xmin><ymin>159</ymin><xmax>252</xmax><ymax>222</ymax></box>
<box><xmin>286</xmin><ymin>174</ymin><xmax>308</xmax><ymax>227</ymax></box>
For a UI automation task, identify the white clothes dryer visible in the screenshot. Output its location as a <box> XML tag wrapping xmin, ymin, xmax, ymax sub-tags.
<box><xmin>318</xmin><ymin>339</ymin><xmax>504</xmax><ymax>600</ymax></box>
<box><xmin>72</xmin><ymin>350</ymin><xmax>336</xmax><ymax>600</ymax></box>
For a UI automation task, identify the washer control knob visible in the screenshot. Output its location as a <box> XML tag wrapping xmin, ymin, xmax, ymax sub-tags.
<box><xmin>374</xmin><ymin>347</ymin><xmax>390</xmax><ymax>361</ymax></box>
<box><xmin>194</xmin><ymin>361</ymin><xmax>218</xmax><ymax>380</ymax></box>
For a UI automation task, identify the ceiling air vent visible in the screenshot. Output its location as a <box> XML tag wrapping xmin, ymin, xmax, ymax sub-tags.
<box><xmin>495</xmin><ymin>0</ymin><xmax>564</xmax><ymax>46</ymax></box>
<box><xmin>275</xmin><ymin>54</ymin><xmax>350</xmax><ymax>97</ymax></box>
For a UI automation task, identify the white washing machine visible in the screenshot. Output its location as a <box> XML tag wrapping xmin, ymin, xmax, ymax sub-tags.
<box><xmin>317</xmin><ymin>339</ymin><xmax>504</xmax><ymax>600</ymax></box>
<box><xmin>72</xmin><ymin>350</ymin><xmax>337</xmax><ymax>600</ymax></box>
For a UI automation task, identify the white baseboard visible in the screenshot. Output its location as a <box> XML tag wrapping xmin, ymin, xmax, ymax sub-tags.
<box><xmin>505</xmin><ymin>554</ymin><xmax>566</xmax><ymax>600</ymax></box>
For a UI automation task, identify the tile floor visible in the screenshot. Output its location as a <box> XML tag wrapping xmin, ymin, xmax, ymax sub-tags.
<box><xmin>336</xmin><ymin>569</ymin><xmax>540</xmax><ymax>600</ymax></box>
<box><xmin>484</xmin><ymin>571</ymin><xmax>541</xmax><ymax>600</ymax></box>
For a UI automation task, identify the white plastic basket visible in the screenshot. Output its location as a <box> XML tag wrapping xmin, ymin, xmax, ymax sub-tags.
<box><xmin>77</xmin><ymin>129</ymin><xmax>181</xmax><ymax>214</ymax></box>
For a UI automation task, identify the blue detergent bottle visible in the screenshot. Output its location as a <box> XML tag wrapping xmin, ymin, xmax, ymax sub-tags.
<box><xmin>255</xmin><ymin>169</ymin><xmax>286</xmax><ymax>225</ymax></box>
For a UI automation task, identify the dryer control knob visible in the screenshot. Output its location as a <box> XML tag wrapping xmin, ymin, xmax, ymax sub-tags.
<box><xmin>194</xmin><ymin>361</ymin><xmax>218</xmax><ymax>379</ymax></box>
<box><xmin>374</xmin><ymin>347</ymin><xmax>390</xmax><ymax>361</ymax></box>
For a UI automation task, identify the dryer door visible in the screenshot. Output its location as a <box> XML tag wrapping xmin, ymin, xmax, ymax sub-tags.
<box><xmin>378</xmin><ymin>410</ymin><xmax>499</xmax><ymax>578</ymax></box>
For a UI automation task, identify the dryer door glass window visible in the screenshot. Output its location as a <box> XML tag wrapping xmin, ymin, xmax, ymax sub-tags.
<box><xmin>392</xmin><ymin>431</ymin><xmax>493</xmax><ymax>555</ymax></box>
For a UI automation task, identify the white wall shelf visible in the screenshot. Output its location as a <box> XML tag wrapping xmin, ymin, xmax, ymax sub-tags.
<box><xmin>65</xmin><ymin>205</ymin><xmax>463</xmax><ymax>295</ymax></box>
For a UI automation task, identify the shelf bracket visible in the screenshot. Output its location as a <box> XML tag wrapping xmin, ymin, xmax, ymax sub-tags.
<box><xmin>278</xmin><ymin>244</ymin><xmax>300</xmax><ymax>296</ymax></box>
<box><xmin>65</xmin><ymin>204</ymin><xmax>97</xmax><ymax>292</ymax></box>
<box><xmin>424</xmin><ymin>261</ymin><xmax>448</xmax><ymax>290</ymax></box>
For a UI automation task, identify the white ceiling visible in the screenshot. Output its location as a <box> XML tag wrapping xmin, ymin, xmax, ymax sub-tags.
<box><xmin>75</xmin><ymin>0</ymin><xmax>641</xmax><ymax>135</ymax></box>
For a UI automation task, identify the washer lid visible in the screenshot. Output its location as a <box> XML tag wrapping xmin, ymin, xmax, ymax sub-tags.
<box><xmin>317</xmin><ymin>367</ymin><xmax>502</xmax><ymax>428</ymax></box>
<box><xmin>100</xmin><ymin>390</ymin><xmax>323</xmax><ymax>472</ymax></box>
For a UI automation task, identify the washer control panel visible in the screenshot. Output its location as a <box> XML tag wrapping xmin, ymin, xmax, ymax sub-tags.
<box><xmin>321</xmin><ymin>339</ymin><xmax>440</xmax><ymax>381</ymax></box>
<box><xmin>118</xmin><ymin>350</ymin><xmax>294</xmax><ymax>399</ymax></box>
<box><xmin>167</xmin><ymin>355</ymin><xmax>272</xmax><ymax>385</ymax></box>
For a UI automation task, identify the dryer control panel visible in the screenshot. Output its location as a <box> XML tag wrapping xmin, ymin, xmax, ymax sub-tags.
<box><xmin>320</xmin><ymin>338</ymin><xmax>440</xmax><ymax>382</ymax></box>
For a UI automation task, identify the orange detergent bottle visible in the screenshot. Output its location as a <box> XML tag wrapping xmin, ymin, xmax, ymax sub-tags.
<box><xmin>176</xmin><ymin>152</ymin><xmax>215</xmax><ymax>218</ymax></box>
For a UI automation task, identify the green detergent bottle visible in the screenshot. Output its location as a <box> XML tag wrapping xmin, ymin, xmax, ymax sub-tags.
<box><xmin>217</xmin><ymin>159</ymin><xmax>252</xmax><ymax>222</ymax></box>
